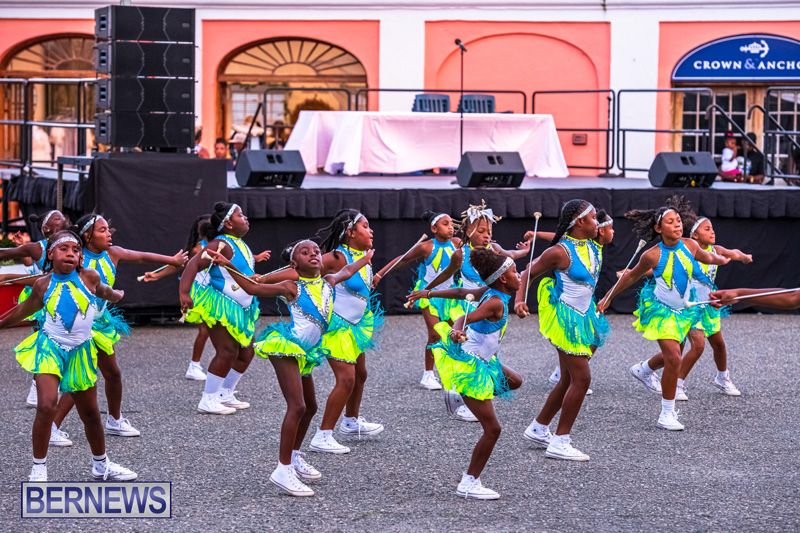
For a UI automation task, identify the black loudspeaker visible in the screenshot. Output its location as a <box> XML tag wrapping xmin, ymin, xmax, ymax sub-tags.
<box><xmin>95</xmin><ymin>78</ymin><xmax>193</xmax><ymax>113</ymax></box>
<box><xmin>235</xmin><ymin>150</ymin><xmax>306</xmax><ymax>188</ymax></box>
<box><xmin>456</xmin><ymin>152</ymin><xmax>526</xmax><ymax>188</ymax></box>
<box><xmin>94</xmin><ymin>113</ymin><xmax>194</xmax><ymax>148</ymax></box>
<box><xmin>95</xmin><ymin>42</ymin><xmax>194</xmax><ymax>77</ymax></box>
<box><xmin>95</xmin><ymin>6</ymin><xmax>194</xmax><ymax>43</ymax></box>
<box><xmin>648</xmin><ymin>152</ymin><xmax>718</xmax><ymax>188</ymax></box>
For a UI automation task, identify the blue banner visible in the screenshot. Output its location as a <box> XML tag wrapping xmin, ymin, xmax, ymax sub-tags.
<box><xmin>672</xmin><ymin>34</ymin><xmax>800</xmax><ymax>81</ymax></box>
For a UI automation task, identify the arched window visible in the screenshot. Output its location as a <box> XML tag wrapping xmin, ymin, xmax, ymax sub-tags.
<box><xmin>1</xmin><ymin>35</ymin><xmax>94</xmax><ymax>77</ymax></box>
<box><xmin>218</xmin><ymin>38</ymin><xmax>367</xmax><ymax>144</ymax></box>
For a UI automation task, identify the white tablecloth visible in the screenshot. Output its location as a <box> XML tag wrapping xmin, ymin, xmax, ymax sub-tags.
<box><xmin>285</xmin><ymin>111</ymin><xmax>569</xmax><ymax>178</ymax></box>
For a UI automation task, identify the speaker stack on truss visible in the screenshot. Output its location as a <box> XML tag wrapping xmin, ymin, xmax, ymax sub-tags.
<box><xmin>93</xmin><ymin>6</ymin><xmax>195</xmax><ymax>149</ymax></box>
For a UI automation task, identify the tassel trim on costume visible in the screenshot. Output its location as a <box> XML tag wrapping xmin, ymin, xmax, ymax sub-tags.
<box><xmin>327</xmin><ymin>290</ymin><xmax>385</xmax><ymax>353</ymax></box>
<box><xmin>635</xmin><ymin>280</ymin><xmax>700</xmax><ymax>333</ymax></box>
<box><xmin>186</xmin><ymin>282</ymin><xmax>259</xmax><ymax>347</ymax></box>
<box><xmin>15</xmin><ymin>332</ymin><xmax>98</xmax><ymax>393</ymax></box>
<box><xmin>431</xmin><ymin>335</ymin><xmax>510</xmax><ymax>400</ymax></box>
<box><xmin>540</xmin><ymin>278</ymin><xmax>610</xmax><ymax>350</ymax></box>
<box><xmin>693</xmin><ymin>302</ymin><xmax>731</xmax><ymax>333</ymax></box>
<box><xmin>255</xmin><ymin>321</ymin><xmax>329</xmax><ymax>374</ymax></box>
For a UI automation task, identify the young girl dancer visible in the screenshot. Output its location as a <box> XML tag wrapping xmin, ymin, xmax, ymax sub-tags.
<box><xmin>51</xmin><ymin>214</ymin><xmax>188</xmax><ymax>437</ymax></box>
<box><xmin>409</xmin><ymin>248</ymin><xmax>522</xmax><ymax>500</ymax></box>
<box><xmin>207</xmin><ymin>240</ymin><xmax>372</xmax><ymax>497</ymax></box>
<box><xmin>310</xmin><ymin>209</ymin><xmax>385</xmax><ymax>453</ymax></box>
<box><xmin>0</xmin><ymin>210</ymin><xmax>70</xmax><ymax>408</ymax></box>
<box><xmin>638</xmin><ymin>216</ymin><xmax>752</xmax><ymax>400</ymax></box>
<box><xmin>180</xmin><ymin>203</ymin><xmax>260</xmax><ymax>415</ymax></box>
<box><xmin>421</xmin><ymin>202</ymin><xmax>528</xmax><ymax>422</ymax></box>
<box><xmin>514</xmin><ymin>200</ymin><xmax>609</xmax><ymax>461</ymax></box>
<box><xmin>521</xmin><ymin>209</ymin><xmax>615</xmax><ymax>395</ymax></box>
<box><xmin>2</xmin><ymin>230</ymin><xmax>136</xmax><ymax>481</ymax></box>
<box><xmin>597</xmin><ymin>197</ymin><xmax>729</xmax><ymax>431</ymax></box>
<box><xmin>374</xmin><ymin>210</ymin><xmax>461</xmax><ymax>390</ymax></box>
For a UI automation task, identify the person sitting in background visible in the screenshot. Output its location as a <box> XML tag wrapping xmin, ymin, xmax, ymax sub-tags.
<box><xmin>230</xmin><ymin>133</ymin><xmax>247</xmax><ymax>167</ymax></box>
<box><xmin>739</xmin><ymin>132</ymin><xmax>765</xmax><ymax>184</ymax></box>
<box><xmin>718</xmin><ymin>135</ymin><xmax>742</xmax><ymax>182</ymax></box>
<box><xmin>194</xmin><ymin>128</ymin><xmax>210</xmax><ymax>159</ymax></box>
<box><xmin>214</xmin><ymin>138</ymin><xmax>228</xmax><ymax>159</ymax></box>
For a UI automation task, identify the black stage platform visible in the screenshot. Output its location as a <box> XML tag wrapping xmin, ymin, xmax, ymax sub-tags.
<box><xmin>8</xmin><ymin>170</ymin><xmax>800</xmax><ymax>316</ymax></box>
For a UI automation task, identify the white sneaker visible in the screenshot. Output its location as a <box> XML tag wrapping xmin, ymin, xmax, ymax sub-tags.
<box><xmin>443</xmin><ymin>390</ymin><xmax>465</xmax><ymax>417</ymax></box>
<box><xmin>713</xmin><ymin>375</ymin><xmax>741</xmax><ymax>396</ymax></box>
<box><xmin>545</xmin><ymin>436</ymin><xmax>590</xmax><ymax>461</ymax></box>
<box><xmin>218</xmin><ymin>388</ymin><xmax>250</xmax><ymax>409</ymax></box>
<box><xmin>185</xmin><ymin>362</ymin><xmax>207</xmax><ymax>381</ymax></box>
<box><xmin>50</xmin><ymin>423</ymin><xmax>73</xmax><ymax>447</ymax></box>
<box><xmin>309</xmin><ymin>429</ymin><xmax>350</xmax><ymax>454</ymax></box>
<box><xmin>291</xmin><ymin>451</ymin><xmax>322</xmax><ymax>481</ymax></box>
<box><xmin>548</xmin><ymin>367</ymin><xmax>560</xmax><ymax>386</ymax></box>
<box><xmin>105</xmin><ymin>416</ymin><xmax>141</xmax><ymax>437</ymax></box>
<box><xmin>657</xmin><ymin>409</ymin><xmax>685</xmax><ymax>431</ymax></box>
<box><xmin>270</xmin><ymin>463</ymin><xmax>314</xmax><ymax>497</ymax></box>
<box><xmin>197</xmin><ymin>393</ymin><xmax>236</xmax><ymax>415</ymax></box>
<box><xmin>92</xmin><ymin>457</ymin><xmax>138</xmax><ymax>481</ymax></box>
<box><xmin>420</xmin><ymin>370</ymin><xmax>443</xmax><ymax>390</ymax></box>
<box><xmin>676</xmin><ymin>384</ymin><xmax>689</xmax><ymax>401</ymax></box>
<box><xmin>630</xmin><ymin>362</ymin><xmax>662</xmax><ymax>394</ymax></box>
<box><xmin>455</xmin><ymin>405</ymin><xmax>478</xmax><ymax>422</ymax></box>
<box><xmin>339</xmin><ymin>416</ymin><xmax>384</xmax><ymax>437</ymax></box>
<box><xmin>523</xmin><ymin>421</ymin><xmax>553</xmax><ymax>448</ymax></box>
<box><xmin>29</xmin><ymin>464</ymin><xmax>47</xmax><ymax>482</ymax></box>
<box><xmin>26</xmin><ymin>381</ymin><xmax>37</xmax><ymax>407</ymax></box>
<box><xmin>456</xmin><ymin>473</ymin><xmax>500</xmax><ymax>500</ymax></box>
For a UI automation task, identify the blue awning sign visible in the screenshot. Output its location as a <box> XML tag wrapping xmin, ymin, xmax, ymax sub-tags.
<box><xmin>672</xmin><ymin>34</ymin><xmax>800</xmax><ymax>81</ymax></box>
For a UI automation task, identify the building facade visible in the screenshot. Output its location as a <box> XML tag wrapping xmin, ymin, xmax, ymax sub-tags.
<box><xmin>1</xmin><ymin>0</ymin><xmax>799</xmax><ymax>176</ymax></box>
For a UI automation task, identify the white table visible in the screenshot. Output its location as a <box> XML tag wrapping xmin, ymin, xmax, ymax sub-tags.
<box><xmin>285</xmin><ymin>111</ymin><xmax>569</xmax><ymax>178</ymax></box>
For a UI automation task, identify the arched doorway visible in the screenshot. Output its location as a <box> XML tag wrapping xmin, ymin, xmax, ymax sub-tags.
<box><xmin>217</xmin><ymin>38</ymin><xmax>367</xmax><ymax>146</ymax></box>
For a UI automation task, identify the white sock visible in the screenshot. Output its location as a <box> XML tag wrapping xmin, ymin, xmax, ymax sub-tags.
<box><xmin>222</xmin><ymin>369</ymin><xmax>244</xmax><ymax>391</ymax></box>
<box><xmin>642</xmin><ymin>361</ymin><xmax>655</xmax><ymax>374</ymax></box>
<box><xmin>33</xmin><ymin>456</ymin><xmax>46</xmax><ymax>465</ymax></box>
<box><xmin>92</xmin><ymin>453</ymin><xmax>107</xmax><ymax>464</ymax></box>
<box><xmin>662</xmin><ymin>399</ymin><xmax>675</xmax><ymax>413</ymax></box>
<box><xmin>677</xmin><ymin>378</ymin><xmax>685</xmax><ymax>388</ymax></box>
<box><xmin>717</xmin><ymin>370</ymin><xmax>729</xmax><ymax>380</ymax></box>
<box><xmin>204</xmin><ymin>373</ymin><xmax>225</xmax><ymax>395</ymax></box>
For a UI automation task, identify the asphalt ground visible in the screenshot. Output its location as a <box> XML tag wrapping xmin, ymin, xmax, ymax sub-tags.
<box><xmin>1</xmin><ymin>314</ymin><xmax>798</xmax><ymax>532</ymax></box>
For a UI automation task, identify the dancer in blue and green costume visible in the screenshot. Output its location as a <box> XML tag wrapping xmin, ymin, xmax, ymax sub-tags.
<box><xmin>52</xmin><ymin>213</ymin><xmax>188</xmax><ymax>438</ymax></box>
<box><xmin>599</xmin><ymin>196</ymin><xmax>730</xmax><ymax>431</ymax></box>
<box><xmin>408</xmin><ymin>247</ymin><xmax>522</xmax><ymax>500</ymax></box>
<box><xmin>416</xmin><ymin>201</ymin><xmax>529</xmax><ymax>420</ymax></box>
<box><xmin>0</xmin><ymin>210</ymin><xmax>70</xmax><ymax>406</ymax></box>
<box><xmin>206</xmin><ymin>238</ymin><xmax>373</xmax><ymax>497</ymax></box>
<box><xmin>638</xmin><ymin>215</ymin><xmax>753</xmax><ymax>401</ymax></box>
<box><xmin>374</xmin><ymin>210</ymin><xmax>462</xmax><ymax>391</ymax></box>
<box><xmin>1</xmin><ymin>230</ymin><xmax>137</xmax><ymax>482</ymax></box>
<box><xmin>144</xmin><ymin>214</ymin><xmax>270</xmax><ymax>381</ymax></box>
<box><xmin>181</xmin><ymin>202</ymin><xmax>262</xmax><ymax>415</ymax></box>
<box><xmin>515</xmin><ymin>200</ymin><xmax>610</xmax><ymax>462</ymax></box>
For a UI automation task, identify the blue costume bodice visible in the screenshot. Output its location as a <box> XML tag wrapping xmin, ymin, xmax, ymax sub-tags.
<box><xmin>83</xmin><ymin>249</ymin><xmax>116</xmax><ymax>312</ymax></box>
<box><xmin>282</xmin><ymin>277</ymin><xmax>335</xmax><ymax>347</ymax></box>
<box><xmin>41</xmin><ymin>271</ymin><xmax>95</xmax><ymax>347</ymax></box>
<box><xmin>207</xmin><ymin>235</ymin><xmax>255</xmax><ymax>307</ymax></box>
<box><xmin>462</xmin><ymin>289</ymin><xmax>510</xmax><ymax>361</ymax></box>
<box><xmin>554</xmin><ymin>237</ymin><xmax>603</xmax><ymax>314</ymax></box>
<box><xmin>420</xmin><ymin>239</ymin><xmax>457</xmax><ymax>285</ymax></box>
<box><xmin>653</xmin><ymin>240</ymin><xmax>711</xmax><ymax>309</ymax></box>
<box><xmin>460</xmin><ymin>245</ymin><xmax>487</xmax><ymax>290</ymax></box>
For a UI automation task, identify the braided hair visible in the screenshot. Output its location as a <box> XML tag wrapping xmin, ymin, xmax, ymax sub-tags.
<box><xmin>316</xmin><ymin>208</ymin><xmax>362</xmax><ymax>259</ymax></box>
<box><xmin>458</xmin><ymin>200</ymin><xmax>500</xmax><ymax>245</ymax></box>
<box><xmin>42</xmin><ymin>229</ymin><xmax>83</xmax><ymax>273</ymax></box>
<box><xmin>469</xmin><ymin>248</ymin><xmax>507</xmax><ymax>283</ymax></box>
<box><xmin>185</xmin><ymin>214</ymin><xmax>212</xmax><ymax>253</ymax></box>
<box><xmin>625</xmin><ymin>195</ymin><xmax>698</xmax><ymax>242</ymax></box>
<box><xmin>550</xmin><ymin>199</ymin><xmax>592</xmax><ymax>246</ymax></box>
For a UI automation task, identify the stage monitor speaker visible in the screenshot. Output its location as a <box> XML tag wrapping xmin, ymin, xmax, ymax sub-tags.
<box><xmin>648</xmin><ymin>152</ymin><xmax>718</xmax><ymax>188</ymax></box>
<box><xmin>95</xmin><ymin>42</ymin><xmax>194</xmax><ymax>78</ymax></box>
<box><xmin>95</xmin><ymin>6</ymin><xmax>195</xmax><ymax>43</ymax></box>
<box><xmin>95</xmin><ymin>112</ymin><xmax>194</xmax><ymax>148</ymax></box>
<box><xmin>95</xmin><ymin>78</ymin><xmax>193</xmax><ymax>113</ymax></box>
<box><xmin>456</xmin><ymin>152</ymin><xmax>526</xmax><ymax>188</ymax></box>
<box><xmin>235</xmin><ymin>150</ymin><xmax>306</xmax><ymax>188</ymax></box>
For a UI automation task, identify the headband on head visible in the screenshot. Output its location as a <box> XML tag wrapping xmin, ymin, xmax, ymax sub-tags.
<box><xmin>598</xmin><ymin>218</ymin><xmax>613</xmax><ymax>228</ymax></box>
<box><xmin>80</xmin><ymin>215</ymin><xmax>104</xmax><ymax>236</ymax></box>
<box><xmin>567</xmin><ymin>204</ymin><xmax>594</xmax><ymax>229</ymax></box>
<box><xmin>339</xmin><ymin>212</ymin><xmax>364</xmax><ymax>239</ymax></box>
<box><xmin>289</xmin><ymin>239</ymin><xmax>316</xmax><ymax>263</ymax></box>
<box><xmin>467</xmin><ymin>206</ymin><xmax>496</xmax><ymax>224</ymax></box>
<box><xmin>217</xmin><ymin>204</ymin><xmax>239</xmax><ymax>232</ymax></box>
<box><xmin>51</xmin><ymin>235</ymin><xmax>80</xmax><ymax>249</ymax></box>
<box><xmin>483</xmin><ymin>256</ymin><xmax>513</xmax><ymax>285</ymax></box>
<box><xmin>690</xmin><ymin>217</ymin><xmax>709</xmax><ymax>235</ymax></box>
<box><xmin>430</xmin><ymin>214</ymin><xmax>447</xmax><ymax>227</ymax></box>
<box><xmin>656</xmin><ymin>208</ymin><xmax>676</xmax><ymax>224</ymax></box>
<box><xmin>41</xmin><ymin>210</ymin><xmax>59</xmax><ymax>228</ymax></box>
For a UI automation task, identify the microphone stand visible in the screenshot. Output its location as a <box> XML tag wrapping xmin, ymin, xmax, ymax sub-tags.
<box><xmin>459</xmin><ymin>43</ymin><xmax>465</xmax><ymax>158</ymax></box>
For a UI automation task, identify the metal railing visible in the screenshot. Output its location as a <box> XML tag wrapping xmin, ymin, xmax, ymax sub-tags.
<box><xmin>353</xmin><ymin>88</ymin><xmax>528</xmax><ymax>114</ymax></box>
<box><xmin>532</xmin><ymin>89</ymin><xmax>615</xmax><ymax>173</ymax></box>
<box><xmin>617</xmin><ymin>88</ymin><xmax>713</xmax><ymax>174</ymax></box>
<box><xmin>746</xmin><ymin>104</ymin><xmax>800</xmax><ymax>185</ymax></box>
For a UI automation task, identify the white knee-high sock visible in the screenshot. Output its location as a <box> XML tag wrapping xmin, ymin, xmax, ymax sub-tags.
<box><xmin>222</xmin><ymin>369</ymin><xmax>243</xmax><ymax>391</ymax></box>
<box><xmin>204</xmin><ymin>373</ymin><xmax>225</xmax><ymax>395</ymax></box>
